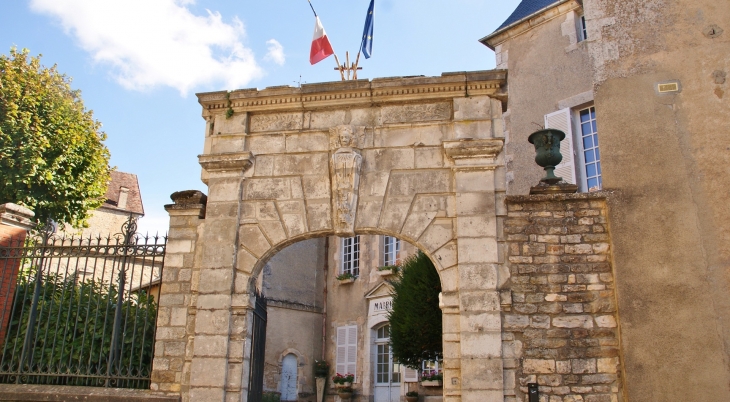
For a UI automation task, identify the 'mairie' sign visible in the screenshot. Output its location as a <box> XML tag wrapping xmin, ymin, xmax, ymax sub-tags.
<box><xmin>370</xmin><ymin>298</ymin><xmax>393</xmax><ymax>315</ymax></box>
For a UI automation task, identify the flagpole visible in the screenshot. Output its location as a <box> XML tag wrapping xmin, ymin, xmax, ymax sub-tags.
<box><xmin>307</xmin><ymin>0</ymin><xmax>317</xmax><ymax>16</ymax></box>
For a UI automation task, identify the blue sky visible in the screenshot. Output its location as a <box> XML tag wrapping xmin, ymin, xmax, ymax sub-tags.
<box><xmin>0</xmin><ymin>0</ymin><xmax>519</xmax><ymax>234</ymax></box>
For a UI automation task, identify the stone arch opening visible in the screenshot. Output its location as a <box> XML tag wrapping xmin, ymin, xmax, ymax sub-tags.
<box><xmin>246</xmin><ymin>232</ymin><xmax>445</xmax><ymax>402</ymax></box>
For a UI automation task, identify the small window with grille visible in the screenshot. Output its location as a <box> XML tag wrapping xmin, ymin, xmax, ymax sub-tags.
<box><xmin>341</xmin><ymin>236</ymin><xmax>360</xmax><ymax>277</ymax></box>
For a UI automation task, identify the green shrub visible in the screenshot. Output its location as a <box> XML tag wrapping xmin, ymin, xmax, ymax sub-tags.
<box><xmin>0</xmin><ymin>268</ymin><xmax>157</xmax><ymax>387</ymax></box>
<box><xmin>387</xmin><ymin>251</ymin><xmax>442</xmax><ymax>370</ymax></box>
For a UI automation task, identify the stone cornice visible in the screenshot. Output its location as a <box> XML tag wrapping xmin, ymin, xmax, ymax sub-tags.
<box><xmin>197</xmin><ymin>71</ymin><xmax>506</xmax><ymax>116</ymax></box>
<box><xmin>198</xmin><ymin>151</ymin><xmax>254</xmax><ymax>172</ymax></box>
<box><xmin>0</xmin><ymin>203</ymin><xmax>35</xmax><ymax>230</ymax></box>
<box><xmin>443</xmin><ymin>138</ymin><xmax>504</xmax><ymax>161</ymax></box>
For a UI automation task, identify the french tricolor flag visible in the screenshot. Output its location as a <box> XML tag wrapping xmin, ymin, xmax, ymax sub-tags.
<box><xmin>310</xmin><ymin>16</ymin><xmax>334</xmax><ymax>65</ymax></box>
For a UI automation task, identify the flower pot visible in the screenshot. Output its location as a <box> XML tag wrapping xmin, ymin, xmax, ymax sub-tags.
<box><xmin>421</xmin><ymin>380</ymin><xmax>442</xmax><ymax>387</ymax></box>
<box><xmin>335</xmin><ymin>382</ymin><xmax>352</xmax><ymax>388</ymax></box>
<box><xmin>405</xmin><ymin>396</ymin><xmax>419</xmax><ymax>402</ymax></box>
<box><xmin>337</xmin><ymin>391</ymin><xmax>353</xmax><ymax>400</ymax></box>
<box><xmin>377</xmin><ymin>269</ymin><xmax>394</xmax><ymax>276</ymax></box>
<box><xmin>338</xmin><ymin>278</ymin><xmax>355</xmax><ymax>284</ymax></box>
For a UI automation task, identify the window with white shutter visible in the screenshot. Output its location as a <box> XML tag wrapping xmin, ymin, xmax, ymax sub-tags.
<box><xmin>545</xmin><ymin>108</ymin><xmax>577</xmax><ymax>185</ymax></box>
<box><xmin>336</xmin><ymin>325</ymin><xmax>358</xmax><ymax>380</ymax></box>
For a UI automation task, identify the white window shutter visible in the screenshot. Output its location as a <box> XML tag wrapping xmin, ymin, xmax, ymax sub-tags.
<box><xmin>336</xmin><ymin>326</ymin><xmax>347</xmax><ymax>375</ymax></box>
<box><xmin>404</xmin><ymin>367</ymin><xmax>419</xmax><ymax>382</ymax></box>
<box><xmin>346</xmin><ymin>325</ymin><xmax>358</xmax><ymax>379</ymax></box>
<box><xmin>545</xmin><ymin>108</ymin><xmax>576</xmax><ymax>184</ymax></box>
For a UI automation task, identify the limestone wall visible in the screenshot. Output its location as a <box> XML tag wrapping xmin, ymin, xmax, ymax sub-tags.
<box><xmin>581</xmin><ymin>0</ymin><xmax>730</xmax><ymax>399</ymax></box>
<box><xmin>502</xmin><ymin>193</ymin><xmax>622</xmax><ymax>402</ymax></box>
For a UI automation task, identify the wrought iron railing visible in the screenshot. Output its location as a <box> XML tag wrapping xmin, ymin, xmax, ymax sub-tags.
<box><xmin>0</xmin><ymin>216</ymin><xmax>166</xmax><ymax>389</ymax></box>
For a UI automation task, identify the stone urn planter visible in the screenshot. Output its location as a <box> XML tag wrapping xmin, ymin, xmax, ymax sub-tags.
<box><xmin>335</xmin><ymin>382</ymin><xmax>352</xmax><ymax>388</ymax></box>
<box><xmin>405</xmin><ymin>395</ymin><xmax>419</xmax><ymax>402</ymax></box>
<box><xmin>337</xmin><ymin>388</ymin><xmax>353</xmax><ymax>401</ymax></box>
<box><xmin>528</xmin><ymin>128</ymin><xmax>566</xmax><ymax>185</ymax></box>
<box><xmin>376</xmin><ymin>267</ymin><xmax>396</xmax><ymax>276</ymax></box>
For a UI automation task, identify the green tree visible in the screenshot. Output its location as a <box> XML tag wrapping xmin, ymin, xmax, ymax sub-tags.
<box><xmin>387</xmin><ymin>251</ymin><xmax>442</xmax><ymax>369</ymax></box>
<box><xmin>0</xmin><ymin>47</ymin><xmax>110</xmax><ymax>227</ymax></box>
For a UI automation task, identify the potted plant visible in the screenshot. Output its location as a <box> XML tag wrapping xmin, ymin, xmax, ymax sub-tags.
<box><xmin>336</xmin><ymin>386</ymin><xmax>353</xmax><ymax>401</ymax></box>
<box><xmin>405</xmin><ymin>391</ymin><xmax>419</xmax><ymax>402</ymax></box>
<box><xmin>421</xmin><ymin>370</ymin><xmax>443</xmax><ymax>387</ymax></box>
<box><xmin>376</xmin><ymin>265</ymin><xmax>398</xmax><ymax>276</ymax></box>
<box><xmin>332</xmin><ymin>373</ymin><xmax>354</xmax><ymax>388</ymax></box>
<box><xmin>314</xmin><ymin>360</ymin><xmax>329</xmax><ymax>378</ymax></box>
<box><xmin>336</xmin><ymin>273</ymin><xmax>356</xmax><ymax>284</ymax></box>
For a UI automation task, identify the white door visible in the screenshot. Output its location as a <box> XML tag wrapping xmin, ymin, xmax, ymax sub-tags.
<box><xmin>280</xmin><ymin>354</ymin><xmax>298</xmax><ymax>401</ymax></box>
<box><xmin>373</xmin><ymin>325</ymin><xmax>401</xmax><ymax>402</ymax></box>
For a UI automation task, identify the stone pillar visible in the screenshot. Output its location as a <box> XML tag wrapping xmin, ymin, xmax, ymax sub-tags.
<box><xmin>151</xmin><ymin>191</ymin><xmax>206</xmax><ymax>395</ymax></box>
<box><xmin>189</xmin><ymin>152</ymin><xmax>253</xmax><ymax>402</ymax></box>
<box><xmin>0</xmin><ymin>203</ymin><xmax>35</xmax><ymax>344</ymax></box>
<box><xmin>443</xmin><ymin>136</ymin><xmax>506</xmax><ymax>402</ymax></box>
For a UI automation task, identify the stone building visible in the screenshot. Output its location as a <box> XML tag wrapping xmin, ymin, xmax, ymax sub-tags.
<box><xmin>149</xmin><ymin>0</ymin><xmax>729</xmax><ymax>401</ymax></box>
<box><xmin>80</xmin><ymin>170</ymin><xmax>145</xmax><ymax>236</ymax></box>
<box><xmin>479</xmin><ymin>0</ymin><xmax>730</xmax><ymax>401</ymax></box>
<box><xmin>257</xmin><ymin>235</ymin><xmax>421</xmax><ymax>402</ymax></box>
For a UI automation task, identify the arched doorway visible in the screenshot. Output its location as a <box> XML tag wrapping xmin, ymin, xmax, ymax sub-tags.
<box><xmin>280</xmin><ymin>354</ymin><xmax>298</xmax><ymax>401</ymax></box>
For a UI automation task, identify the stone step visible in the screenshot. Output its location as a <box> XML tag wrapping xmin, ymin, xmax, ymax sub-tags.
<box><xmin>0</xmin><ymin>385</ymin><xmax>180</xmax><ymax>402</ymax></box>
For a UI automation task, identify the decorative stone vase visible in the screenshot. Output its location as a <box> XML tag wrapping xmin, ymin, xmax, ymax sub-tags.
<box><xmin>528</xmin><ymin>129</ymin><xmax>566</xmax><ymax>185</ymax></box>
<box><xmin>337</xmin><ymin>390</ymin><xmax>353</xmax><ymax>401</ymax></box>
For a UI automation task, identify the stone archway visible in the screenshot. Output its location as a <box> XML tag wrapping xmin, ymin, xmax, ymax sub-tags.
<box><xmin>152</xmin><ymin>71</ymin><xmax>508</xmax><ymax>402</ymax></box>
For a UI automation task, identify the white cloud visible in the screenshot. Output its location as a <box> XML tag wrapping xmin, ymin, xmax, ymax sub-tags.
<box><xmin>264</xmin><ymin>39</ymin><xmax>285</xmax><ymax>66</ymax></box>
<box><xmin>30</xmin><ymin>0</ymin><xmax>263</xmax><ymax>95</ymax></box>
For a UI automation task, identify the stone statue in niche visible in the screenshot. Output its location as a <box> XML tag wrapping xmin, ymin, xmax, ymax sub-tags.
<box><xmin>330</xmin><ymin>125</ymin><xmax>363</xmax><ymax>237</ymax></box>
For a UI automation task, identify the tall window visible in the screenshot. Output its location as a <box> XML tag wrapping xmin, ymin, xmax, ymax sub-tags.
<box><xmin>375</xmin><ymin>325</ymin><xmax>400</xmax><ymax>384</ymax></box>
<box><xmin>579</xmin><ymin>106</ymin><xmax>601</xmax><ymax>191</ymax></box>
<box><xmin>577</xmin><ymin>14</ymin><xmax>588</xmax><ymax>41</ymax></box>
<box><xmin>382</xmin><ymin>236</ymin><xmax>400</xmax><ymax>266</ymax></box>
<box><xmin>544</xmin><ymin>105</ymin><xmax>602</xmax><ymax>193</ymax></box>
<box><xmin>341</xmin><ymin>236</ymin><xmax>360</xmax><ymax>277</ymax></box>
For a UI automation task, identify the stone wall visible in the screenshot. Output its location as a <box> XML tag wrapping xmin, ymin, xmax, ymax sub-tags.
<box><xmin>501</xmin><ymin>193</ymin><xmax>622</xmax><ymax>402</ymax></box>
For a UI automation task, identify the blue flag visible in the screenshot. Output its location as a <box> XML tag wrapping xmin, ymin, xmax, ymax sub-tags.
<box><xmin>360</xmin><ymin>0</ymin><xmax>374</xmax><ymax>58</ymax></box>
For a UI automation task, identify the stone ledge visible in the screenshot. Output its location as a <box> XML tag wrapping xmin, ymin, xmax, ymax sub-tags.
<box><xmin>0</xmin><ymin>385</ymin><xmax>180</xmax><ymax>402</ymax></box>
<box><xmin>506</xmin><ymin>190</ymin><xmax>612</xmax><ymax>203</ymax></box>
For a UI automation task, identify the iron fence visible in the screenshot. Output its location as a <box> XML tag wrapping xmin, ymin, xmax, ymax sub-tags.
<box><xmin>0</xmin><ymin>216</ymin><xmax>166</xmax><ymax>389</ymax></box>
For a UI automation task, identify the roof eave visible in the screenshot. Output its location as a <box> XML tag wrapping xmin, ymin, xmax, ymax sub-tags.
<box><xmin>479</xmin><ymin>0</ymin><xmax>572</xmax><ymax>50</ymax></box>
